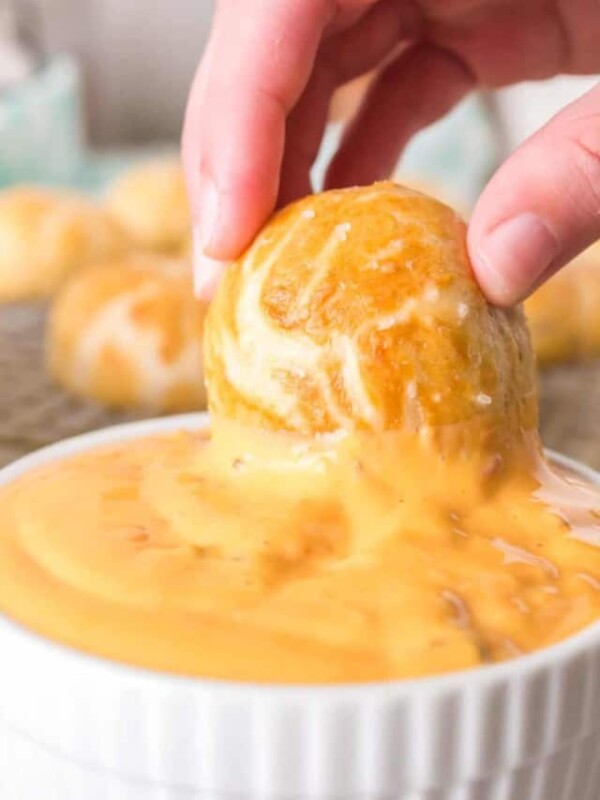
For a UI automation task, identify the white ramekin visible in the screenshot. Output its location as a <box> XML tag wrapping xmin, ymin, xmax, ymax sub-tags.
<box><xmin>1</xmin><ymin>413</ymin><xmax>600</xmax><ymax>800</ymax></box>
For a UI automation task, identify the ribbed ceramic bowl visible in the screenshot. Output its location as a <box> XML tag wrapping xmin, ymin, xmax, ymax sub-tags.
<box><xmin>1</xmin><ymin>413</ymin><xmax>600</xmax><ymax>800</ymax></box>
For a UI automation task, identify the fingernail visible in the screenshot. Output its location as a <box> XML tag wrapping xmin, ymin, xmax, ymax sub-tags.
<box><xmin>192</xmin><ymin>177</ymin><xmax>229</xmax><ymax>299</ymax></box>
<box><xmin>197</xmin><ymin>176</ymin><xmax>219</xmax><ymax>251</ymax></box>
<box><xmin>192</xmin><ymin>226</ymin><xmax>228</xmax><ymax>299</ymax></box>
<box><xmin>475</xmin><ymin>213</ymin><xmax>559</xmax><ymax>305</ymax></box>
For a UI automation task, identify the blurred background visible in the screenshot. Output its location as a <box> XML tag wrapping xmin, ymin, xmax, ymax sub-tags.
<box><xmin>2</xmin><ymin>0</ymin><xmax>596</xmax><ymax>194</ymax></box>
<box><xmin>0</xmin><ymin>0</ymin><xmax>214</xmax><ymax>187</ymax></box>
<box><xmin>0</xmin><ymin>0</ymin><xmax>599</xmax><ymax>468</ymax></box>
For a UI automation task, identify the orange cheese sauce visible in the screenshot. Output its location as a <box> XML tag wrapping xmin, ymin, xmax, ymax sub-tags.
<box><xmin>0</xmin><ymin>420</ymin><xmax>600</xmax><ymax>683</ymax></box>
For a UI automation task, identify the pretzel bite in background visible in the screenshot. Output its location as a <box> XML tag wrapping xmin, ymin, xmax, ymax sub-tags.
<box><xmin>104</xmin><ymin>160</ymin><xmax>191</xmax><ymax>256</ymax></box>
<box><xmin>48</xmin><ymin>254</ymin><xmax>207</xmax><ymax>412</ymax></box>
<box><xmin>0</xmin><ymin>187</ymin><xmax>129</xmax><ymax>302</ymax></box>
<box><xmin>525</xmin><ymin>243</ymin><xmax>600</xmax><ymax>366</ymax></box>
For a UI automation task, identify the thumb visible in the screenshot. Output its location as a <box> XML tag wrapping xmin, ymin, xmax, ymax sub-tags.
<box><xmin>469</xmin><ymin>82</ymin><xmax>600</xmax><ymax>307</ymax></box>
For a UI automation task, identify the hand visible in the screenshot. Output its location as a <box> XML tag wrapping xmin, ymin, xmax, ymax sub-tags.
<box><xmin>182</xmin><ymin>0</ymin><xmax>600</xmax><ymax>304</ymax></box>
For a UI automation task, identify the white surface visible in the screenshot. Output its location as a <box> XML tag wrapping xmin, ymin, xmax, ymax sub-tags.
<box><xmin>0</xmin><ymin>42</ymin><xmax>34</xmax><ymax>92</ymax></box>
<box><xmin>36</xmin><ymin>0</ymin><xmax>215</xmax><ymax>144</ymax></box>
<box><xmin>1</xmin><ymin>414</ymin><xmax>600</xmax><ymax>799</ymax></box>
<box><xmin>0</xmin><ymin>4</ymin><xmax>36</xmax><ymax>91</ymax></box>
<box><xmin>494</xmin><ymin>76</ymin><xmax>599</xmax><ymax>154</ymax></box>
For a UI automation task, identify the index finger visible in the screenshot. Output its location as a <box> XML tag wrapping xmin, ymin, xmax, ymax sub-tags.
<box><xmin>182</xmin><ymin>0</ymin><xmax>338</xmax><ymax>270</ymax></box>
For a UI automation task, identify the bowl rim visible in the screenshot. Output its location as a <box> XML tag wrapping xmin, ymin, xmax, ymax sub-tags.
<box><xmin>1</xmin><ymin>411</ymin><xmax>600</xmax><ymax>700</ymax></box>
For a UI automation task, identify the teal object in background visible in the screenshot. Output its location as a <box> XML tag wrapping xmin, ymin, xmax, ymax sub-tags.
<box><xmin>0</xmin><ymin>53</ymin><xmax>174</xmax><ymax>195</ymax></box>
<box><xmin>398</xmin><ymin>94</ymin><xmax>500</xmax><ymax>209</ymax></box>
<box><xmin>313</xmin><ymin>94</ymin><xmax>500</xmax><ymax>211</ymax></box>
<box><xmin>73</xmin><ymin>144</ymin><xmax>178</xmax><ymax>195</ymax></box>
<box><xmin>1</xmin><ymin>57</ymin><xmax>498</xmax><ymax>209</ymax></box>
<box><xmin>0</xmin><ymin>55</ymin><xmax>84</xmax><ymax>188</ymax></box>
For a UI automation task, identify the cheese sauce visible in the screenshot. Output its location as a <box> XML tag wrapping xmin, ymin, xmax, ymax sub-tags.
<box><xmin>0</xmin><ymin>419</ymin><xmax>599</xmax><ymax>683</ymax></box>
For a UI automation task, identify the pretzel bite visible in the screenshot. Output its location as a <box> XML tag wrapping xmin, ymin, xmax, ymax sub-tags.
<box><xmin>525</xmin><ymin>243</ymin><xmax>600</xmax><ymax>365</ymax></box>
<box><xmin>48</xmin><ymin>254</ymin><xmax>207</xmax><ymax>412</ymax></box>
<box><xmin>204</xmin><ymin>182</ymin><xmax>537</xmax><ymax>449</ymax></box>
<box><xmin>105</xmin><ymin>160</ymin><xmax>190</xmax><ymax>255</ymax></box>
<box><xmin>0</xmin><ymin>187</ymin><xmax>128</xmax><ymax>301</ymax></box>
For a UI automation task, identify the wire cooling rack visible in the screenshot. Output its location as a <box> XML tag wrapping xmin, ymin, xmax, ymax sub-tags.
<box><xmin>0</xmin><ymin>303</ymin><xmax>145</xmax><ymax>467</ymax></box>
<box><xmin>1</xmin><ymin>302</ymin><xmax>600</xmax><ymax>470</ymax></box>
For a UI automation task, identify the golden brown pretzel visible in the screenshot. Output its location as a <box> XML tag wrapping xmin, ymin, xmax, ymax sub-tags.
<box><xmin>0</xmin><ymin>187</ymin><xmax>128</xmax><ymax>301</ymax></box>
<box><xmin>204</xmin><ymin>181</ymin><xmax>536</xmax><ymax>450</ymax></box>
<box><xmin>104</xmin><ymin>160</ymin><xmax>191</xmax><ymax>255</ymax></box>
<box><xmin>48</xmin><ymin>254</ymin><xmax>207</xmax><ymax>412</ymax></box>
<box><xmin>525</xmin><ymin>243</ymin><xmax>600</xmax><ymax>366</ymax></box>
